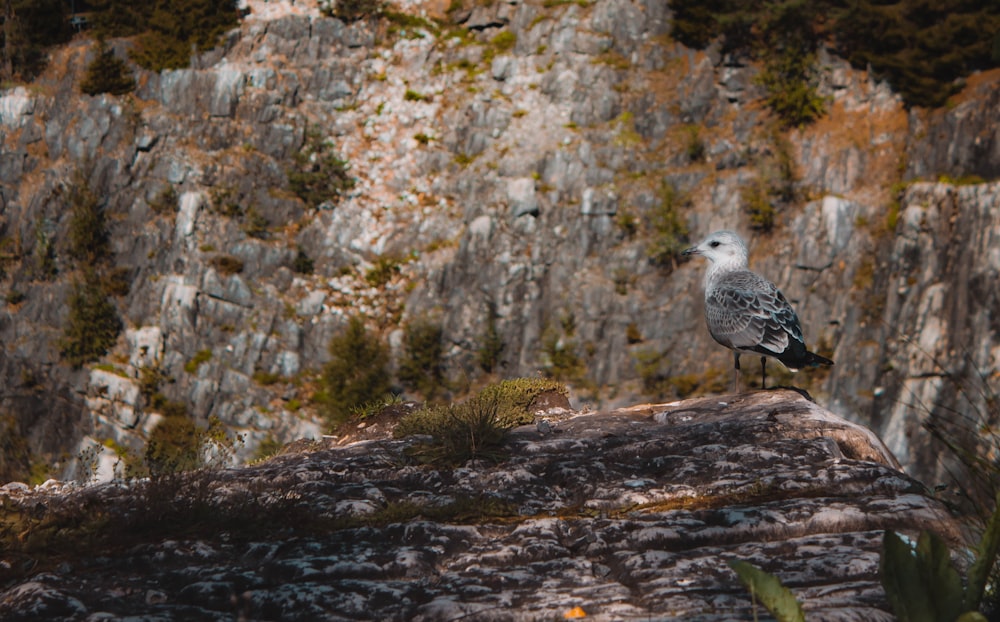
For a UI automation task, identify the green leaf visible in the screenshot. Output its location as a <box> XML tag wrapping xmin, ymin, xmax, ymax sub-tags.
<box><xmin>955</xmin><ymin>613</ymin><xmax>989</xmax><ymax>622</ymax></box>
<box><xmin>881</xmin><ymin>530</ymin><xmax>936</xmax><ymax>622</ymax></box>
<box><xmin>728</xmin><ymin>559</ymin><xmax>805</xmax><ymax>622</ymax></box>
<box><xmin>966</xmin><ymin>491</ymin><xmax>1000</xmax><ymax>611</ymax></box>
<box><xmin>915</xmin><ymin>531</ymin><xmax>964</xmax><ymax>622</ymax></box>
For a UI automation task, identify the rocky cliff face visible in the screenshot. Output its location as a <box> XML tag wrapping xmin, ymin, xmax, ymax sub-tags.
<box><xmin>0</xmin><ymin>391</ymin><xmax>959</xmax><ymax>620</ymax></box>
<box><xmin>0</xmin><ymin>0</ymin><xmax>997</xmax><ymax>486</ymax></box>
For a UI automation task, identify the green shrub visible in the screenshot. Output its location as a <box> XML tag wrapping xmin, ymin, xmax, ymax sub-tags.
<box><xmin>364</xmin><ymin>255</ymin><xmax>401</xmax><ymax>287</ymax></box>
<box><xmin>292</xmin><ymin>246</ymin><xmax>315</xmax><ymax>274</ymax></box>
<box><xmin>184</xmin><ymin>349</ymin><xmax>213</xmax><ymax>374</ymax></box>
<box><xmin>138</xmin><ymin>366</ymin><xmax>168</xmax><ymax>401</ymax></box>
<box><xmin>398</xmin><ymin>318</ymin><xmax>446</xmax><ymax>399</ymax></box>
<box><xmin>33</xmin><ymin>219</ymin><xmax>57</xmax><ymax>280</ymax></box>
<box><xmin>144</xmin><ymin>414</ymin><xmax>240</xmax><ymax>476</ymax></box>
<box><xmin>80</xmin><ymin>37</ymin><xmax>134</xmax><ymax>96</ymax></box>
<box><xmin>61</xmin><ymin>274</ymin><xmax>122</xmax><ymax>368</ymax></box>
<box><xmin>287</xmin><ymin>128</ymin><xmax>354</xmax><ymax>208</ymax></box>
<box><xmin>0</xmin><ymin>0</ymin><xmax>73</xmax><ymax>82</ymax></box>
<box><xmin>404</xmin><ymin>89</ymin><xmax>428</xmax><ymax>102</ymax></box>
<box><xmin>321</xmin><ymin>315</ymin><xmax>392</xmax><ymax>428</ymax></box>
<box><xmin>626</xmin><ymin>322</ymin><xmax>643</xmax><ymax>344</ymax></box>
<box><xmin>145</xmin><ymin>414</ymin><xmax>201</xmax><ymax>475</ymax></box>
<box><xmin>67</xmin><ymin>172</ymin><xmax>111</xmax><ymax>265</ymax></box>
<box><xmin>322</xmin><ymin>0</ymin><xmax>384</xmax><ymax>22</ymax></box>
<box><xmin>683</xmin><ymin>124</ymin><xmax>706</xmax><ymax>163</ymax></box>
<box><xmin>646</xmin><ymin>182</ymin><xmax>690</xmax><ymax>267</ymax></box>
<box><xmin>89</xmin><ymin>0</ymin><xmax>153</xmax><ymax>37</ymax></box>
<box><xmin>129</xmin><ymin>0</ymin><xmax>240</xmax><ymax>72</ymax></box>
<box><xmin>755</xmin><ymin>1</ymin><xmax>826</xmax><ymax>127</ymax></box>
<box><xmin>5</xmin><ymin>289</ymin><xmax>25</xmax><ymax>305</ymax></box>
<box><xmin>742</xmin><ymin>179</ymin><xmax>776</xmax><ymax>232</ymax></box>
<box><xmin>252</xmin><ymin>370</ymin><xmax>284</xmax><ymax>385</ymax></box>
<box><xmin>477</xmin><ymin>304</ymin><xmax>504</xmax><ymax>373</ymax></box>
<box><xmin>541</xmin><ymin>326</ymin><xmax>585</xmax><ymax>382</ymax></box>
<box><xmin>149</xmin><ymin>185</ymin><xmax>178</xmax><ymax>215</ymax></box>
<box><xmin>209</xmin><ymin>254</ymin><xmax>244</xmax><ymax>275</ymax></box>
<box><xmin>634</xmin><ymin>349</ymin><xmax>669</xmax><ymax>396</ymax></box>
<box><xmin>241</xmin><ymin>207</ymin><xmax>269</xmax><ymax>239</ymax></box>
<box><xmin>491</xmin><ymin>30</ymin><xmax>517</xmax><ymax>53</ymax></box>
<box><xmin>668</xmin><ymin>0</ymin><xmax>1000</xmax><ymax>110</ymax></box>
<box><xmin>0</xmin><ymin>414</ymin><xmax>32</xmax><ymax>485</ymax></box>
<box><xmin>101</xmin><ymin>266</ymin><xmax>132</xmax><ymax>298</ymax></box>
<box><xmin>210</xmin><ymin>185</ymin><xmax>242</xmax><ymax>218</ymax></box>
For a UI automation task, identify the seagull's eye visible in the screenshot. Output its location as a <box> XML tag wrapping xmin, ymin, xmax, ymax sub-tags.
<box><xmin>709</xmin><ymin>241</ymin><xmax>721</xmax><ymax>248</ymax></box>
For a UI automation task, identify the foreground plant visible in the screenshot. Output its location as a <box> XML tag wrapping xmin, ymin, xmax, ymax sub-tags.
<box><xmin>881</xmin><ymin>492</ymin><xmax>1000</xmax><ymax>622</ymax></box>
<box><xmin>727</xmin><ymin>560</ymin><xmax>805</xmax><ymax>622</ymax></box>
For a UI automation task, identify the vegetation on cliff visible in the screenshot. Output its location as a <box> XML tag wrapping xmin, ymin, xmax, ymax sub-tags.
<box><xmin>0</xmin><ymin>0</ymin><xmax>239</xmax><ymax>80</ymax></box>
<box><xmin>670</xmin><ymin>0</ymin><xmax>1000</xmax><ymax>109</ymax></box>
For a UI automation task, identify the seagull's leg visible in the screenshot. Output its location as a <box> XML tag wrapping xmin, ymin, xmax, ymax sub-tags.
<box><xmin>733</xmin><ymin>352</ymin><xmax>741</xmax><ymax>393</ymax></box>
<box><xmin>760</xmin><ymin>356</ymin><xmax>767</xmax><ymax>390</ymax></box>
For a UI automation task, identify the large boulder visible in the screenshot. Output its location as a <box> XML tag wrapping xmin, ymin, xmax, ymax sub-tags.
<box><xmin>0</xmin><ymin>390</ymin><xmax>957</xmax><ymax>621</ymax></box>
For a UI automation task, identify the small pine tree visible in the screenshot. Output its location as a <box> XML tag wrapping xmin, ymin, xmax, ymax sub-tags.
<box><xmin>398</xmin><ymin>318</ymin><xmax>446</xmax><ymax>399</ymax></box>
<box><xmin>321</xmin><ymin>315</ymin><xmax>391</xmax><ymax>427</ymax></box>
<box><xmin>287</xmin><ymin>128</ymin><xmax>355</xmax><ymax>208</ymax></box>
<box><xmin>477</xmin><ymin>303</ymin><xmax>504</xmax><ymax>373</ymax></box>
<box><xmin>61</xmin><ymin>273</ymin><xmax>122</xmax><ymax>368</ymax></box>
<box><xmin>145</xmin><ymin>413</ymin><xmax>201</xmax><ymax>475</ymax></box>
<box><xmin>33</xmin><ymin>218</ymin><xmax>57</xmax><ymax>280</ymax></box>
<box><xmin>646</xmin><ymin>182</ymin><xmax>690</xmax><ymax>267</ymax></box>
<box><xmin>80</xmin><ymin>37</ymin><xmax>134</xmax><ymax>96</ymax></box>
<box><xmin>67</xmin><ymin>172</ymin><xmax>111</xmax><ymax>265</ymax></box>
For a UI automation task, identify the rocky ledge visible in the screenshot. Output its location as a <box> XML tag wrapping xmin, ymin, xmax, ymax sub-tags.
<box><xmin>0</xmin><ymin>390</ymin><xmax>956</xmax><ymax>621</ymax></box>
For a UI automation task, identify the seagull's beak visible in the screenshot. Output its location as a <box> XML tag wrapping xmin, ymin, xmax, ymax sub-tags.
<box><xmin>682</xmin><ymin>245</ymin><xmax>699</xmax><ymax>256</ymax></box>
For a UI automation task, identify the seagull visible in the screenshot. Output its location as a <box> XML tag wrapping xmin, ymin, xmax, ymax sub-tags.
<box><xmin>682</xmin><ymin>230</ymin><xmax>833</xmax><ymax>390</ymax></box>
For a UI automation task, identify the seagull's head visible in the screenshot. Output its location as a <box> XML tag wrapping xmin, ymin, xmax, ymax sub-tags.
<box><xmin>682</xmin><ymin>230</ymin><xmax>749</xmax><ymax>269</ymax></box>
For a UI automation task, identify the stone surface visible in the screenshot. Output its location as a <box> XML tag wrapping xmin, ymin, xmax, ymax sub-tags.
<box><xmin>0</xmin><ymin>391</ymin><xmax>958</xmax><ymax>621</ymax></box>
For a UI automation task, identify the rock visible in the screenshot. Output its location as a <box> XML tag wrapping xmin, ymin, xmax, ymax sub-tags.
<box><xmin>506</xmin><ymin>176</ymin><xmax>538</xmax><ymax>217</ymax></box>
<box><xmin>580</xmin><ymin>186</ymin><xmax>617</xmax><ymax>216</ymax></box>
<box><xmin>0</xmin><ymin>391</ymin><xmax>955</xmax><ymax>621</ymax></box>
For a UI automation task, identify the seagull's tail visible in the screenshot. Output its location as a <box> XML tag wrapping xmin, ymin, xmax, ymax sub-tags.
<box><xmin>803</xmin><ymin>350</ymin><xmax>834</xmax><ymax>367</ymax></box>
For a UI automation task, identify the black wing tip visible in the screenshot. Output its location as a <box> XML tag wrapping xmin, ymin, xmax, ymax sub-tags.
<box><xmin>805</xmin><ymin>351</ymin><xmax>834</xmax><ymax>367</ymax></box>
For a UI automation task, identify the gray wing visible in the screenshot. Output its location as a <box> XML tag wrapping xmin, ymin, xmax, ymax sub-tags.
<box><xmin>705</xmin><ymin>270</ymin><xmax>804</xmax><ymax>355</ymax></box>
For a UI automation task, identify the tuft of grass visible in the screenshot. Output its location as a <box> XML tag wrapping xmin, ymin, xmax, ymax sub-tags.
<box><xmin>394</xmin><ymin>394</ymin><xmax>510</xmax><ymax>466</ymax></box>
<box><xmin>404</xmin><ymin>89</ymin><xmax>429</xmax><ymax>102</ymax></box>
<box><xmin>365</xmin><ymin>255</ymin><xmax>402</xmax><ymax>287</ymax></box>
<box><xmin>184</xmin><ymin>349</ymin><xmax>212</xmax><ymax>374</ymax></box>
<box><xmin>475</xmin><ymin>377</ymin><xmax>568</xmax><ymax>427</ymax></box>
<box><xmin>394</xmin><ymin>378</ymin><xmax>568</xmax><ymax>465</ymax></box>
